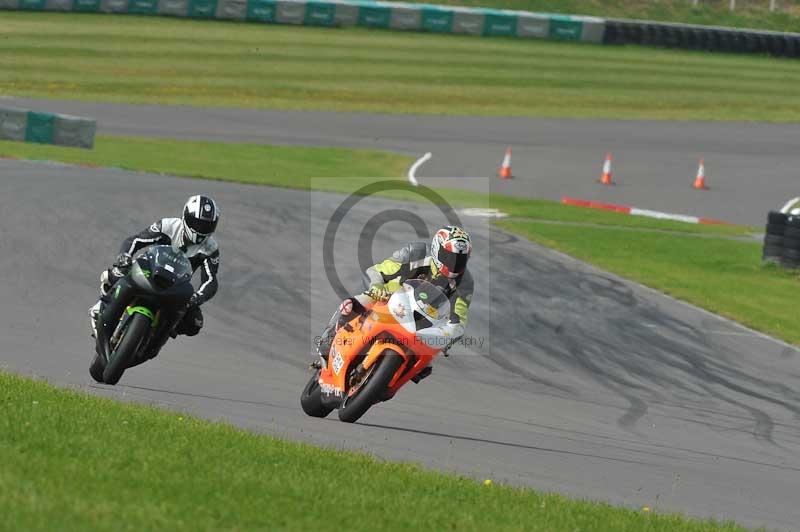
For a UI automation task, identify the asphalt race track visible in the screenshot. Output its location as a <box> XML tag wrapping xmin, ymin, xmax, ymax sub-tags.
<box><xmin>7</xmin><ymin>97</ymin><xmax>800</xmax><ymax>226</ymax></box>
<box><xmin>2</xmin><ymin>156</ymin><xmax>800</xmax><ymax>530</ymax></box>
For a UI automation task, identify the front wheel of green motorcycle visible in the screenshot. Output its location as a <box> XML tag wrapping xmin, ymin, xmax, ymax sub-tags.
<box><xmin>102</xmin><ymin>313</ymin><xmax>150</xmax><ymax>385</ymax></box>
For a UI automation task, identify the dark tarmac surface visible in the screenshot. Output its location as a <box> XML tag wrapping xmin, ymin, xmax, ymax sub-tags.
<box><xmin>2</xmin><ymin>159</ymin><xmax>800</xmax><ymax>530</ymax></box>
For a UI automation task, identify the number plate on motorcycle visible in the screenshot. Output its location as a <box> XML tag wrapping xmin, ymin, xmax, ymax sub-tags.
<box><xmin>332</xmin><ymin>351</ymin><xmax>344</xmax><ymax>375</ymax></box>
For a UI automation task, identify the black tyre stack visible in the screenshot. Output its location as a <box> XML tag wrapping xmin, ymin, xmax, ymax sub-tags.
<box><xmin>763</xmin><ymin>211</ymin><xmax>786</xmax><ymax>265</ymax></box>
<box><xmin>782</xmin><ymin>215</ymin><xmax>800</xmax><ymax>268</ymax></box>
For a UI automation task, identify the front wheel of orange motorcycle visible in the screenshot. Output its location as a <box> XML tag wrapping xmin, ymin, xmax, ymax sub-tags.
<box><xmin>338</xmin><ymin>351</ymin><xmax>403</xmax><ymax>423</ymax></box>
<box><xmin>300</xmin><ymin>369</ymin><xmax>335</xmax><ymax>418</ymax></box>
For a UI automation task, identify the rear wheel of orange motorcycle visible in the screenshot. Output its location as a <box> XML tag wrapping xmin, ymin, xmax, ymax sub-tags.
<box><xmin>300</xmin><ymin>369</ymin><xmax>334</xmax><ymax>418</ymax></box>
<box><xmin>338</xmin><ymin>351</ymin><xmax>403</xmax><ymax>423</ymax></box>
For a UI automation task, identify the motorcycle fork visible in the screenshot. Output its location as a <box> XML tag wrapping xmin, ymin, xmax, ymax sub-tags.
<box><xmin>97</xmin><ymin>278</ymin><xmax>135</xmax><ymax>362</ymax></box>
<box><xmin>109</xmin><ymin>311</ymin><xmax>133</xmax><ymax>351</ymax></box>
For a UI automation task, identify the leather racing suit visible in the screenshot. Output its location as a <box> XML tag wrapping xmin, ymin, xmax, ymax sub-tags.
<box><xmin>97</xmin><ymin>217</ymin><xmax>220</xmax><ymax>349</ymax></box>
<box><xmin>317</xmin><ymin>241</ymin><xmax>473</xmax><ymax>373</ymax></box>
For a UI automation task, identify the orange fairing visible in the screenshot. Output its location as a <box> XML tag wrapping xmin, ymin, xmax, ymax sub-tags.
<box><xmin>317</xmin><ymin>298</ymin><xmax>442</xmax><ymax>398</ymax></box>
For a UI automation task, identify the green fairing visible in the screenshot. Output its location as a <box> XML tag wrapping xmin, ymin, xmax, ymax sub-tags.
<box><xmin>127</xmin><ymin>306</ymin><xmax>158</xmax><ymax>328</ymax></box>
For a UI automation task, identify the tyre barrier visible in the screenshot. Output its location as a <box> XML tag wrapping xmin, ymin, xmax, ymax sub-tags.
<box><xmin>604</xmin><ymin>18</ymin><xmax>800</xmax><ymax>58</ymax></box>
<box><xmin>763</xmin><ymin>211</ymin><xmax>787</xmax><ymax>265</ymax></box>
<box><xmin>780</xmin><ymin>214</ymin><xmax>800</xmax><ymax>268</ymax></box>
<box><xmin>0</xmin><ymin>106</ymin><xmax>96</xmax><ymax>149</ymax></box>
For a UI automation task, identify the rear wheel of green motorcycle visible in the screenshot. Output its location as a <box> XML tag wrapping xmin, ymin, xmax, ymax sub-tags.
<box><xmin>338</xmin><ymin>351</ymin><xmax>403</xmax><ymax>423</ymax></box>
<box><xmin>300</xmin><ymin>369</ymin><xmax>334</xmax><ymax>418</ymax></box>
<box><xmin>103</xmin><ymin>313</ymin><xmax>150</xmax><ymax>385</ymax></box>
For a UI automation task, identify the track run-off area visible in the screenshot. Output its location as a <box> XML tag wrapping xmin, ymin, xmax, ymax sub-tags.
<box><xmin>2</xmin><ymin>98</ymin><xmax>800</xmax><ymax>529</ymax></box>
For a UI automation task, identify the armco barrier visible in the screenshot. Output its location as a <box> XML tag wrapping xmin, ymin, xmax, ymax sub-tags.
<box><xmin>3</xmin><ymin>0</ymin><xmax>799</xmax><ymax>55</ymax></box>
<box><xmin>0</xmin><ymin>0</ymin><xmax>604</xmax><ymax>44</ymax></box>
<box><xmin>0</xmin><ymin>107</ymin><xmax>96</xmax><ymax>149</ymax></box>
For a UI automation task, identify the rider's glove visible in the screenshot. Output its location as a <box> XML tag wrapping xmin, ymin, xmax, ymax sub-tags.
<box><xmin>186</xmin><ymin>293</ymin><xmax>201</xmax><ymax>310</ymax></box>
<box><xmin>111</xmin><ymin>252</ymin><xmax>133</xmax><ymax>277</ymax></box>
<box><xmin>364</xmin><ymin>284</ymin><xmax>390</xmax><ymax>302</ymax></box>
<box><xmin>114</xmin><ymin>252</ymin><xmax>132</xmax><ymax>270</ymax></box>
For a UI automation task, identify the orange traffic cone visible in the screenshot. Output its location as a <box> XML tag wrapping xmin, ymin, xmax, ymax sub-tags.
<box><xmin>498</xmin><ymin>147</ymin><xmax>513</xmax><ymax>179</ymax></box>
<box><xmin>599</xmin><ymin>153</ymin><xmax>614</xmax><ymax>185</ymax></box>
<box><xmin>693</xmin><ymin>159</ymin><xmax>707</xmax><ymax>190</ymax></box>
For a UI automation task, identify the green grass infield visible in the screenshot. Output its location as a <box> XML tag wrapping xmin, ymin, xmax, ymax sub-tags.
<box><xmin>0</xmin><ymin>370</ymin><xmax>747</xmax><ymax>531</ymax></box>
<box><xmin>4</xmin><ymin>12</ymin><xmax>800</xmax><ymax>122</ymax></box>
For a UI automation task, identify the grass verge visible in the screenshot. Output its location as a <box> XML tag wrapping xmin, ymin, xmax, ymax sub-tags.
<box><xmin>4</xmin><ymin>13</ymin><xmax>800</xmax><ymax>121</ymax></box>
<box><xmin>0</xmin><ymin>135</ymin><xmax>411</xmax><ymax>186</ymax></box>
<box><xmin>498</xmin><ymin>220</ymin><xmax>800</xmax><ymax>344</ymax></box>
<box><xmin>0</xmin><ymin>370</ymin><xmax>746</xmax><ymax>531</ymax></box>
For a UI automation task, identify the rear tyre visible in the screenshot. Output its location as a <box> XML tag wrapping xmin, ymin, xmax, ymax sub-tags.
<box><xmin>764</xmin><ymin>234</ymin><xmax>784</xmax><ymax>247</ymax></box>
<box><xmin>783</xmin><ymin>217</ymin><xmax>800</xmax><ymax>237</ymax></box>
<box><xmin>782</xmin><ymin>237</ymin><xmax>800</xmax><ymax>251</ymax></box>
<box><xmin>768</xmin><ymin>211</ymin><xmax>788</xmax><ymax>226</ymax></box>
<box><xmin>300</xmin><ymin>369</ymin><xmax>334</xmax><ymax>418</ymax></box>
<box><xmin>767</xmin><ymin>223</ymin><xmax>786</xmax><ymax>236</ymax></box>
<box><xmin>782</xmin><ymin>248</ymin><xmax>800</xmax><ymax>269</ymax></box>
<box><xmin>103</xmin><ymin>313</ymin><xmax>150</xmax><ymax>385</ymax></box>
<box><xmin>338</xmin><ymin>351</ymin><xmax>403</xmax><ymax>424</ymax></box>
<box><xmin>762</xmin><ymin>244</ymin><xmax>783</xmax><ymax>263</ymax></box>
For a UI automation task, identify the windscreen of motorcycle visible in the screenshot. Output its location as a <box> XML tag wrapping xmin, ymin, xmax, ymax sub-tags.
<box><xmin>388</xmin><ymin>279</ymin><xmax>450</xmax><ymax>334</ymax></box>
<box><xmin>131</xmin><ymin>245</ymin><xmax>192</xmax><ymax>290</ymax></box>
<box><xmin>149</xmin><ymin>246</ymin><xmax>192</xmax><ymax>280</ymax></box>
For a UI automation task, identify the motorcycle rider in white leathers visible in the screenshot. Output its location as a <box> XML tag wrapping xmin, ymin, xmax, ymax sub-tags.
<box><xmin>89</xmin><ymin>195</ymin><xmax>220</xmax><ymax>354</ymax></box>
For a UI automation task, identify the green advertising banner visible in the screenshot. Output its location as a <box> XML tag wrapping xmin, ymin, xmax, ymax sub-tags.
<box><xmin>25</xmin><ymin>112</ymin><xmax>55</xmax><ymax>145</ymax></box>
<box><xmin>421</xmin><ymin>7</ymin><xmax>453</xmax><ymax>33</ymax></box>
<box><xmin>549</xmin><ymin>16</ymin><xmax>583</xmax><ymax>41</ymax></box>
<box><xmin>483</xmin><ymin>11</ymin><xmax>517</xmax><ymax>37</ymax></box>
<box><xmin>19</xmin><ymin>0</ymin><xmax>46</xmax><ymax>10</ymax></box>
<box><xmin>127</xmin><ymin>0</ymin><xmax>158</xmax><ymax>14</ymax></box>
<box><xmin>73</xmin><ymin>0</ymin><xmax>101</xmax><ymax>10</ymax></box>
<box><xmin>304</xmin><ymin>1</ymin><xmax>336</xmax><ymax>26</ymax></box>
<box><xmin>188</xmin><ymin>0</ymin><xmax>217</xmax><ymax>17</ymax></box>
<box><xmin>246</xmin><ymin>0</ymin><xmax>275</xmax><ymax>21</ymax></box>
<box><xmin>358</xmin><ymin>4</ymin><xmax>390</xmax><ymax>28</ymax></box>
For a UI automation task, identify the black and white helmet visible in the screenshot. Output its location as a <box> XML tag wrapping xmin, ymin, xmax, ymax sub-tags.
<box><xmin>182</xmin><ymin>195</ymin><xmax>219</xmax><ymax>245</ymax></box>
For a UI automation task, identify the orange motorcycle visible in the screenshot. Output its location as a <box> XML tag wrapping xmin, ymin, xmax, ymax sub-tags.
<box><xmin>301</xmin><ymin>279</ymin><xmax>452</xmax><ymax>423</ymax></box>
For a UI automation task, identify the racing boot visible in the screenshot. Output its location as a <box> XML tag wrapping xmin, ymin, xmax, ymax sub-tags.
<box><xmin>411</xmin><ymin>365</ymin><xmax>433</xmax><ymax>383</ymax></box>
<box><xmin>314</xmin><ymin>323</ymin><xmax>335</xmax><ymax>369</ymax></box>
<box><xmin>88</xmin><ymin>270</ymin><xmax>113</xmax><ymax>338</ymax></box>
